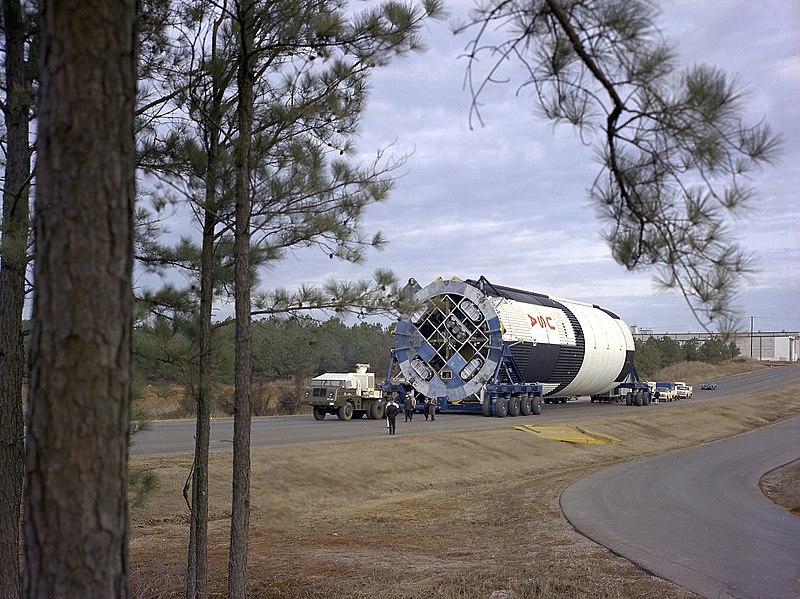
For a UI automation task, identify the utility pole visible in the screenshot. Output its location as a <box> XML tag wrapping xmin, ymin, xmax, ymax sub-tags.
<box><xmin>750</xmin><ymin>316</ymin><xmax>754</xmax><ymax>359</ymax></box>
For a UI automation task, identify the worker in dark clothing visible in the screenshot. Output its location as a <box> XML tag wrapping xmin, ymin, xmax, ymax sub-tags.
<box><xmin>426</xmin><ymin>397</ymin><xmax>436</xmax><ymax>421</ymax></box>
<box><xmin>385</xmin><ymin>398</ymin><xmax>400</xmax><ymax>435</ymax></box>
<box><xmin>404</xmin><ymin>393</ymin><xmax>416</xmax><ymax>422</ymax></box>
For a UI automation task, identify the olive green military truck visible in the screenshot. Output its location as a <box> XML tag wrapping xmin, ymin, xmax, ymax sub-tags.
<box><xmin>301</xmin><ymin>364</ymin><xmax>386</xmax><ymax>421</ymax></box>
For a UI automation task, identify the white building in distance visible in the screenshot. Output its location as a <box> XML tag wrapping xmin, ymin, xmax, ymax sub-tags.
<box><xmin>629</xmin><ymin>328</ymin><xmax>800</xmax><ymax>363</ymax></box>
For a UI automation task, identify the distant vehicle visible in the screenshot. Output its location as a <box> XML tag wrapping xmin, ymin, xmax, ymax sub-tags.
<box><xmin>302</xmin><ymin>364</ymin><xmax>387</xmax><ymax>421</ymax></box>
<box><xmin>700</xmin><ymin>381</ymin><xmax>717</xmax><ymax>390</ymax></box>
<box><xmin>675</xmin><ymin>382</ymin><xmax>693</xmax><ymax>399</ymax></box>
<box><xmin>654</xmin><ymin>382</ymin><xmax>678</xmax><ymax>401</ymax></box>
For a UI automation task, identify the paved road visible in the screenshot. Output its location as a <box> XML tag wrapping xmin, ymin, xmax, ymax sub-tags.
<box><xmin>561</xmin><ymin>415</ymin><xmax>800</xmax><ymax>599</ymax></box>
<box><xmin>130</xmin><ymin>365</ymin><xmax>800</xmax><ymax>457</ymax></box>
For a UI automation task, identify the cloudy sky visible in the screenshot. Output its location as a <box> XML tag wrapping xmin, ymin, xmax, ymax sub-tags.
<box><xmin>232</xmin><ymin>0</ymin><xmax>800</xmax><ymax>333</ymax></box>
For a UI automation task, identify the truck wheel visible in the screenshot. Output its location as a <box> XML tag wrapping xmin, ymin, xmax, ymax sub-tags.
<box><xmin>368</xmin><ymin>400</ymin><xmax>385</xmax><ymax>420</ymax></box>
<box><xmin>313</xmin><ymin>406</ymin><xmax>326</xmax><ymax>421</ymax></box>
<box><xmin>521</xmin><ymin>396</ymin><xmax>532</xmax><ymax>416</ymax></box>
<box><xmin>482</xmin><ymin>398</ymin><xmax>492</xmax><ymax>417</ymax></box>
<box><xmin>495</xmin><ymin>398</ymin><xmax>508</xmax><ymax>418</ymax></box>
<box><xmin>337</xmin><ymin>402</ymin><xmax>353</xmax><ymax>421</ymax></box>
<box><xmin>531</xmin><ymin>397</ymin><xmax>542</xmax><ymax>415</ymax></box>
<box><xmin>625</xmin><ymin>392</ymin><xmax>632</xmax><ymax>406</ymax></box>
<box><xmin>508</xmin><ymin>397</ymin><xmax>520</xmax><ymax>417</ymax></box>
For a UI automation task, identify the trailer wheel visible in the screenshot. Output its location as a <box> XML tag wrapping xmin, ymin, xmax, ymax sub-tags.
<box><xmin>508</xmin><ymin>397</ymin><xmax>521</xmax><ymax>417</ymax></box>
<box><xmin>521</xmin><ymin>396</ymin><xmax>532</xmax><ymax>416</ymax></box>
<box><xmin>531</xmin><ymin>397</ymin><xmax>543</xmax><ymax>416</ymax></box>
<box><xmin>625</xmin><ymin>392</ymin><xmax>632</xmax><ymax>406</ymax></box>
<box><xmin>482</xmin><ymin>398</ymin><xmax>492</xmax><ymax>417</ymax></box>
<box><xmin>313</xmin><ymin>406</ymin><xmax>326</xmax><ymax>421</ymax></box>
<box><xmin>368</xmin><ymin>400</ymin><xmax>385</xmax><ymax>420</ymax></box>
<box><xmin>635</xmin><ymin>391</ymin><xmax>643</xmax><ymax>406</ymax></box>
<box><xmin>337</xmin><ymin>402</ymin><xmax>354</xmax><ymax>421</ymax></box>
<box><xmin>495</xmin><ymin>398</ymin><xmax>508</xmax><ymax>418</ymax></box>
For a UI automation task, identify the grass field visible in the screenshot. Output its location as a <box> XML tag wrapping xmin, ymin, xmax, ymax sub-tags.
<box><xmin>130</xmin><ymin>361</ymin><xmax>800</xmax><ymax>598</ymax></box>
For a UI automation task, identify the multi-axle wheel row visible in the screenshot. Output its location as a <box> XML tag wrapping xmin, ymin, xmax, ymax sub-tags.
<box><xmin>483</xmin><ymin>393</ymin><xmax>543</xmax><ymax>418</ymax></box>
<box><xmin>624</xmin><ymin>390</ymin><xmax>651</xmax><ymax>406</ymax></box>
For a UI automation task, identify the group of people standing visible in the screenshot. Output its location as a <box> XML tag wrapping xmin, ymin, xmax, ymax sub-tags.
<box><xmin>385</xmin><ymin>392</ymin><xmax>436</xmax><ymax>435</ymax></box>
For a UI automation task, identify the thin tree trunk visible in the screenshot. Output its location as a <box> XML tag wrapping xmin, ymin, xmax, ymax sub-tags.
<box><xmin>0</xmin><ymin>1</ymin><xmax>31</xmax><ymax>596</ymax></box>
<box><xmin>229</xmin><ymin>1</ymin><xmax>255</xmax><ymax>595</ymax></box>
<box><xmin>23</xmin><ymin>1</ymin><xmax>137</xmax><ymax>597</ymax></box>
<box><xmin>187</xmin><ymin>200</ymin><xmax>216</xmax><ymax>599</ymax></box>
<box><xmin>187</xmin><ymin>12</ymin><xmax>226</xmax><ymax>594</ymax></box>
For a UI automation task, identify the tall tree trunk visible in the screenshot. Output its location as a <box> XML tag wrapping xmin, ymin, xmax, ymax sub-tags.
<box><xmin>229</xmin><ymin>1</ymin><xmax>255</xmax><ymax>596</ymax></box>
<box><xmin>23</xmin><ymin>1</ymin><xmax>137</xmax><ymax>597</ymax></box>
<box><xmin>187</xmin><ymin>12</ymin><xmax>226</xmax><ymax>595</ymax></box>
<box><xmin>187</xmin><ymin>193</ymin><xmax>217</xmax><ymax>599</ymax></box>
<box><xmin>0</xmin><ymin>1</ymin><xmax>32</xmax><ymax>596</ymax></box>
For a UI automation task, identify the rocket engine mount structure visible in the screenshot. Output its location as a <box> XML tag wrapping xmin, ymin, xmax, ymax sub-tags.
<box><xmin>386</xmin><ymin>277</ymin><xmax>648</xmax><ymax>416</ymax></box>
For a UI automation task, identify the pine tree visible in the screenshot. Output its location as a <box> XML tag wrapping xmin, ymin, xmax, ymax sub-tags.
<box><xmin>0</xmin><ymin>1</ymin><xmax>34</xmax><ymax>595</ymax></box>
<box><xmin>23</xmin><ymin>0</ymin><xmax>136</xmax><ymax>596</ymax></box>
<box><xmin>457</xmin><ymin>0</ymin><xmax>780</xmax><ymax>331</ymax></box>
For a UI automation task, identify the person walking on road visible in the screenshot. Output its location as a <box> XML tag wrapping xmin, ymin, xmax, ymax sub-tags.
<box><xmin>426</xmin><ymin>397</ymin><xmax>436</xmax><ymax>421</ymax></box>
<box><xmin>386</xmin><ymin>397</ymin><xmax>400</xmax><ymax>435</ymax></box>
<box><xmin>404</xmin><ymin>393</ymin><xmax>416</xmax><ymax>422</ymax></box>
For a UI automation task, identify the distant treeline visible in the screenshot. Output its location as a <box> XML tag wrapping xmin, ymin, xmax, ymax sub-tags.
<box><xmin>132</xmin><ymin>317</ymin><xmax>739</xmax><ymax>400</ymax></box>
<box><xmin>133</xmin><ymin>316</ymin><xmax>396</xmax><ymax>386</ymax></box>
<box><xmin>634</xmin><ymin>336</ymin><xmax>740</xmax><ymax>377</ymax></box>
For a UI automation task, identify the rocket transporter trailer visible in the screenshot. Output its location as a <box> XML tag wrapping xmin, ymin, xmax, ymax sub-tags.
<box><xmin>384</xmin><ymin>277</ymin><xmax>651</xmax><ymax>416</ymax></box>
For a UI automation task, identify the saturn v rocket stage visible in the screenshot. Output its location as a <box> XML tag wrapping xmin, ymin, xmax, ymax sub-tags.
<box><xmin>389</xmin><ymin>277</ymin><xmax>640</xmax><ymax>413</ymax></box>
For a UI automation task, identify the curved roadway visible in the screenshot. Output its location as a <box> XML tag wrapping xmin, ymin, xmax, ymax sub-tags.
<box><xmin>130</xmin><ymin>365</ymin><xmax>800</xmax><ymax>457</ymax></box>
<box><xmin>561</xmin><ymin>415</ymin><xmax>800</xmax><ymax>599</ymax></box>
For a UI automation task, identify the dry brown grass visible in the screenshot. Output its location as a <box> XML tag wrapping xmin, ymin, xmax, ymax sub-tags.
<box><xmin>650</xmin><ymin>356</ymin><xmax>771</xmax><ymax>386</ymax></box>
<box><xmin>138</xmin><ymin>380</ymin><xmax>306</xmax><ymax>419</ymax></box>
<box><xmin>129</xmin><ymin>372</ymin><xmax>800</xmax><ymax>598</ymax></box>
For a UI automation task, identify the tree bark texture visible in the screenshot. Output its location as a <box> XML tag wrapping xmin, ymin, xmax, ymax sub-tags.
<box><xmin>23</xmin><ymin>1</ymin><xmax>136</xmax><ymax>597</ymax></box>
<box><xmin>187</xmin><ymin>202</ymin><xmax>217</xmax><ymax>599</ymax></box>
<box><xmin>187</xmin><ymin>20</ymin><xmax>226</xmax><ymax>593</ymax></box>
<box><xmin>229</xmin><ymin>1</ymin><xmax>255</xmax><ymax>596</ymax></box>
<box><xmin>0</xmin><ymin>1</ymin><xmax>32</xmax><ymax>596</ymax></box>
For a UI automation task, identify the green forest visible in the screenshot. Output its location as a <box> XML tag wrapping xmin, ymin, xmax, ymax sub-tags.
<box><xmin>133</xmin><ymin>316</ymin><xmax>396</xmax><ymax>417</ymax></box>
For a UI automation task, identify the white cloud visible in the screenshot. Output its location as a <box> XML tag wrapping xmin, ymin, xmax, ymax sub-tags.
<box><xmin>222</xmin><ymin>1</ymin><xmax>800</xmax><ymax>334</ymax></box>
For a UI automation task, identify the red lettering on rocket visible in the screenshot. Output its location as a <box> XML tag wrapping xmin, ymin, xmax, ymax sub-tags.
<box><xmin>528</xmin><ymin>314</ymin><xmax>555</xmax><ymax>330</ymax></box>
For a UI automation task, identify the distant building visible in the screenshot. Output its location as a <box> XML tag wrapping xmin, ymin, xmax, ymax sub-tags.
<box><xmin>630</xmin><ymin>330</ymin><xmax>800</xmax><ymax>363</ymax></box>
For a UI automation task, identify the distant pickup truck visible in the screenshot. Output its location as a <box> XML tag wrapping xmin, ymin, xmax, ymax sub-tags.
<box><xmin>675</xmin><ymin>382</ymin><xmax>693</xmax><ymax>399</ymax></box>
<box><xmin>653</xmin><ymin>382</ymin><xmax>678</xmax><ymax>401</ymax></box>
<box><xmin>700</xmin><ymin>381</ymin><xmax>717</xmax><ymax>390</ymax></box>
